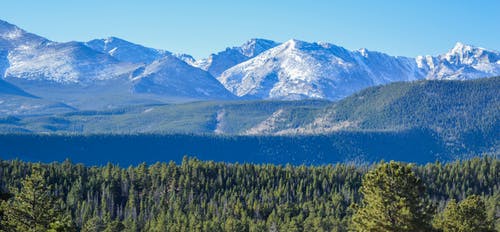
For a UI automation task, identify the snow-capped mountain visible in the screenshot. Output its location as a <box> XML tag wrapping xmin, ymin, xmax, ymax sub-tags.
<box><xmin>0</xmin><ymin>19</ymin><xmax>236</xmax><ymax>111</ymax></box>
<box><xmin>218</xmin><ymin>39</ymin><xmax>425</xmax><ymax>100</ymax></box>
<box><xmin>218</xmin><ymin>39</ymin><xmax>500</xmax><ymax>100</ymax></box>
<box><xmin>1</xmin><ymin>18</ymin><xmax>500</xmax><ymax>112</ymax></box>
<box><xmin>131</xmin><ymin>55</ymin><xmax>234</xmax><ymax>99</ymax></box>
<box><xmin>1</xmin><ymin>20</ymin><xmax>136</xmax><ymax>84</ymax></box>
<box><xmin>0</xmin><ymin>20</ymin><xmax>46</xmax><ymax>50</ymax></box>
<box><xmin>417</xmin><ymin>42</ymin><xmax>500</xmax><ymax>80</ymax></box>
<box><xmin>85</xmin><ymin>37</ymin><xmax>169</xmax><ymax>64</ymax></box>
<box><xmin>174</xmin><ymin>53</ymin><xmax>197</xmax><ymax>66</ymax></box>
<box><xmin>6</xmin><ymin>41</ymin><xmax>137</xmax><ymax>84</ymax></box>
<box><xmin>194</xmin><ymin>39</ymin><xmax>279</xmax><ymax>77</ymax></box>
<box><xmin>84</xmin><ymin>36</ymin><xmax>233</xmax><ymax>99</ymax></box>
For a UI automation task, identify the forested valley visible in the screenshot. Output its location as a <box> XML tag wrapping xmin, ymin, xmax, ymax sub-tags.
<box><xmin>0</xmin><ymin>156</ymin><xmax>498</xmax><ymax>231</ymax></box>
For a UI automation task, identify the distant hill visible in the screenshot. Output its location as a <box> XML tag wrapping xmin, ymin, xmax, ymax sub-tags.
<box><xmin>252</xmin><ymin>76</ymin><xmax>499</xmax><ymax>156</ymax></box>
<box><xmin>0</xmin><ymin>100</ymin><xmax>330</xmax><ymax>134</ymax></box>
<box><xmin>3</xmin><ymin>77</ymin><xmax>495</xmax><ymax>135</ymax></box>
<box><xmin>259</xmin><ymin>76</ymin><xmax>499</xmax><ymax>136</ymax></box>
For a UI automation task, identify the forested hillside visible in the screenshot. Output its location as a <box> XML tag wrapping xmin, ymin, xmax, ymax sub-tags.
<box><xmin>0</xmin><ymin>77</ymin><xmax>498</xmax><ymax>165</ymax></box>
<box><xmin>0</xmin><ymin>156</ymin><xmax>498</xmax><ymax>231</ymax></box>
<box><xmin>1</xmin><ymin>77</ymin><xmax>498</xmax><ymax>139</ymax></box>
<box><xmin>0</xmin><ymin>100</ymin><xmax>329</xmax><ymax>134</ymax></box>
<box><xmin>305</xmin><ymin>76</ymin><xmax>500</xmax><ymax>137</ymax></box>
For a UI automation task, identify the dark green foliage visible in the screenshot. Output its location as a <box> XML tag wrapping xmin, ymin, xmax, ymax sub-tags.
<box><xmin>0</xmin><ymin>156</ymin><xmax>498</xmax><ymax>231</ymax></box>
<box><xmin>0</xmin><ymin>186</ymin><xmax>11</xmax><ymax>231</ymax></box>
<box><xmin>0</xmin><ymin>99</ymin><xmax>330</xmax><ymax>134</ymax></box>
<box><xmin>1</xmin><ymin>77</ymin><xmax>498</xmax><ymax>146</ymax></box>
<box><xmin>318</xmin><ymin>76</ymin><xmax>500</xmax><ymax>156</ymax></box>
<box><xmin>351</xmin><ymin>162</ymin><xmax>433</xmax><ymax>231</ymax></box>
<box><xmin>0</xmin><ymin>78</ymin><xmax>497</xmax><ymax>167</ymax></box>
<box><xmin>331</xmin><ymin>77</ymin><xmax>499</xmax><ymax>130</ymax></box>
<box><xmin>1</xmin><ymin>165</ymin><xmax>74</xmax><ymax>231</ymax></box>
<box><xmin>433</xmin><ymin>195</ymin><xmax>495</xmax><ymax>232</ymax></box>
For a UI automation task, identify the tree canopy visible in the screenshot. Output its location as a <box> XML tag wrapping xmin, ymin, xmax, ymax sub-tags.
<box><xmin>0</xmin><ymin>156</ymin><xmax>497</xmax><ymax>231</ymax></box>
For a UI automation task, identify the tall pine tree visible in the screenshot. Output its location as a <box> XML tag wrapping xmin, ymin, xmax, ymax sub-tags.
<box><xmin>433</xmin><ymin>195</ymin><xmax>495</xmax><ymax>232</ymax></box>
<box><xmin>351</xmin><ymin>161</ymin><xmax>434</xmax><ymax>232</ymax></box>
<box><xmin>1</xmin><ymin>165</ymin><xmax>71</xmax><ymax>231</ymax></box>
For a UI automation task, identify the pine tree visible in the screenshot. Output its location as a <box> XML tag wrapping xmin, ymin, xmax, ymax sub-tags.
<box><xmin>224</xmin><ymin>217</ymin><xmax>246</xmax><ymax>232</ymax></box>
<box><xmin>104</xmin><ymin>219</ymin><xmax>125</xmax><ymax>232</ymax></box>
<box><xmin>0</xmin><ymin>187</ymin><xmax>12</xmax><ymax>231</ymax></box>
<box><xmin>81</xmin><ymin>216</ymin><xmax>105</xmax><ymax>232</ymax></box>
<box><xmin>47</xmin><ymin>215</ymin><xmax>77</xmax><ymax>232</ymax></box>
<box><xmin>1</xmin><ymin>166</ymin><xmax>62</xmax><ymax>232</ymax></box>
<box><xmin>433</xmin><ymin>195</ymin><xmax>494</xmax><ymax>232</ymax></box>
<box><xmin>351</xmin><ymin>161</ymin><xmax>434</xmax><ymax>232</ymax></box>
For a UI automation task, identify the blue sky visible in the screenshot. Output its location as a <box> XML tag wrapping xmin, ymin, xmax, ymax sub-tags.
<box><xmin>1</xmin><ymin>0</ymin><xmax>499</xmax><ymax>58</ymax></box>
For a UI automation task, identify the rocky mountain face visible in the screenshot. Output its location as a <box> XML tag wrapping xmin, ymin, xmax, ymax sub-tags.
<box><xmin>85</xmin><ymin>37</ymin><xmax>169</xmax><ymax>64</ymax></box>
<box><xmin>131</xmin><ymin>56</ymin><xmax>235</xmax><ymax>99</ymax></box>
<box><xmin>192</xmin><ymin>38</ymin><xmax>279</xmax><ymax>77</ymax></box>
<box><xmin>217</xmin><ymin>40</ymin><xmax>500</xmax><ymax>100</ymax></box>
<box><xmin>417</xmin><ymin>42</ymin><xmax>500</xmax><ymax>80</ymax></box>
<box><xmin>0</xmin><ymin>19</ymin><xmax>234</xmax><ymax>111</ymax></box>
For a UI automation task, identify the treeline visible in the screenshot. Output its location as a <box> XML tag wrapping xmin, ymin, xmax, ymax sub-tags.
<box><xmin>0</xmin><ymin>156</ymin><xmax>498</xmax><ymax>231</ymax></box>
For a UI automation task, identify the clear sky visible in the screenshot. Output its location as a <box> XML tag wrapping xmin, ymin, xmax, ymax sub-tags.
<box><xmin>1</xmin><ymin>0</ymin><xmax>499</xmax><ymax>59</ymax></box>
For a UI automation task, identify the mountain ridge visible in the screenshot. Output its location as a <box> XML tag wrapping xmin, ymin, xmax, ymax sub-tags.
<box><xmin>1</xmin><ymin>19</ymin><xmax>500</xmax><ymax>112</ymax></box>
<box><xmin>218</xmin><ymin>39</ymin><xmax>499</xmax><ymax>100</ymax></box>
<box><xmin>192</xmin><ymin>38</ymin><xmax>280</xmax><ymax>77</ymax></box>
<box><xmin>0</xmin><ymin>19</ymin><xmax>235</xmax><ymax>109</ymax></box>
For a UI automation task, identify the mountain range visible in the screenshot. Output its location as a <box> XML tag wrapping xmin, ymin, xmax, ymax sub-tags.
<box><xmin>1</xmin><ymin>19</ymin><xmax>500</xmax><ymax>114</ymax></box>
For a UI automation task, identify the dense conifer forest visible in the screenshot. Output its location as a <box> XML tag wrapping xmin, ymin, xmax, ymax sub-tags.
<box><xmin>0</xmin><ymin>156</ymin><xmax>498</xmax><ymax>231</ymax></box>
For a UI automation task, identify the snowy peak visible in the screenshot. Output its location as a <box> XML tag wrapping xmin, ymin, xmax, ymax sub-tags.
<box><xmin>194</xmin><ymin>38</ymin><xmax>280</xmax><ymax>77</ymax></box>
<box><xmin>5</xmin><ymin>40</ymin><xmax>136</xmax><ymax>84</ymax></box>
<box><xmin>276</xmin><ymin>39</ymin><xmax>313</xmax><ymax>52</ymax></box>
<box><xmin>174</xmin><ymin>53</ymin><xmax>197</xmax><ymax>66</ymax></box>
<box><xmin>220</xmin><ymin>39</ymin><xmax>500</xmax><ymax>100</ymax></box>
<box><xmin>418</xmin><ymin>42</ymin><xmax>500</xmax><ymax>80</ymax></box>
<box><xmin>0</xmin><ymin>19</ymin><xmax>18</xmax><ymax>35</ymax></box>
<box><xmin>0</xmin><ymin>19</ymin><xmax>238</xmax><ymax>110</ymax></box>
<box><xmin>131</xmin><ymin>55</ymin><xmax>235</xmax><ymax>99</ymax></box>
<box><xmin>239</xmin><ymin>38</ymin><xmax>279</xmax><ymax>57</ymax></box>
<box><xmin>282</xmin><ymin>38</ymin><xmax>314</xmax><ymax>49</ymax></box>
<box><xmin>443</xmin><ymin>42</ymin><xmax>500</xmax><ymax>65</ymax></box>
<box><xmin>451</xmin><ymin>42</ymin><xmax>472</xmax><ymax>52</ymax></box>
<box><xmin>0</xmin><ymin>19</ymin><xmax>26</xmax><ymax>38</ymax></box>
<box><xmin>277</xmin><ymin>39</ymin><xmax>357</xmax><ymax>63</ymax></box>
<box><xmin>85</xmin><ymin>37</ymin><xmax>169</xmax><ymax>64</ymax></box>
<box><xmin>0</xmin><ymin>20</ymin><xmax>48</xmax><ymax>49</ymax></box>
<box><xmin>0</xmin><ymin>20</ymin><xmax>137</xmax><ymax>84</ymax></box>
<box><xmin>217</xmin><ymin>39</ymin><xmax>384</xmax><ymax>100</ymax></box>
<box><xmin>1</xmin><ymin>18</ymin><xmax>500</xmax><ymax>105</ymax></box>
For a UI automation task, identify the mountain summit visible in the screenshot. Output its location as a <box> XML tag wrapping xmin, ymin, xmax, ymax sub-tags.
<box><xmin>85</xmin><ymin>37</ymin><xmax>170</xmax><ymax>64</ymax></box>
<box><xmin>217</xmin><ymin>39</ymin><xmax>500</xmax><ymax>100</ymax></box>
<box><xmin>217</xmin><ymin>39</ymin><xmax>424</xmax><ymax>100</ymax></box>
<box><xmin>193</xmin><ymin>38</ymin><xmax>279</xmax><ymax>77</ymax></box>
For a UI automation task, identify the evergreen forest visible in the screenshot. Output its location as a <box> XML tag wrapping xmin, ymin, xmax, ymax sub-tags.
<box><xmin>0</xmin><ymin>156</ymin><xmax>498</xmax><ymax>231</ymax></box>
